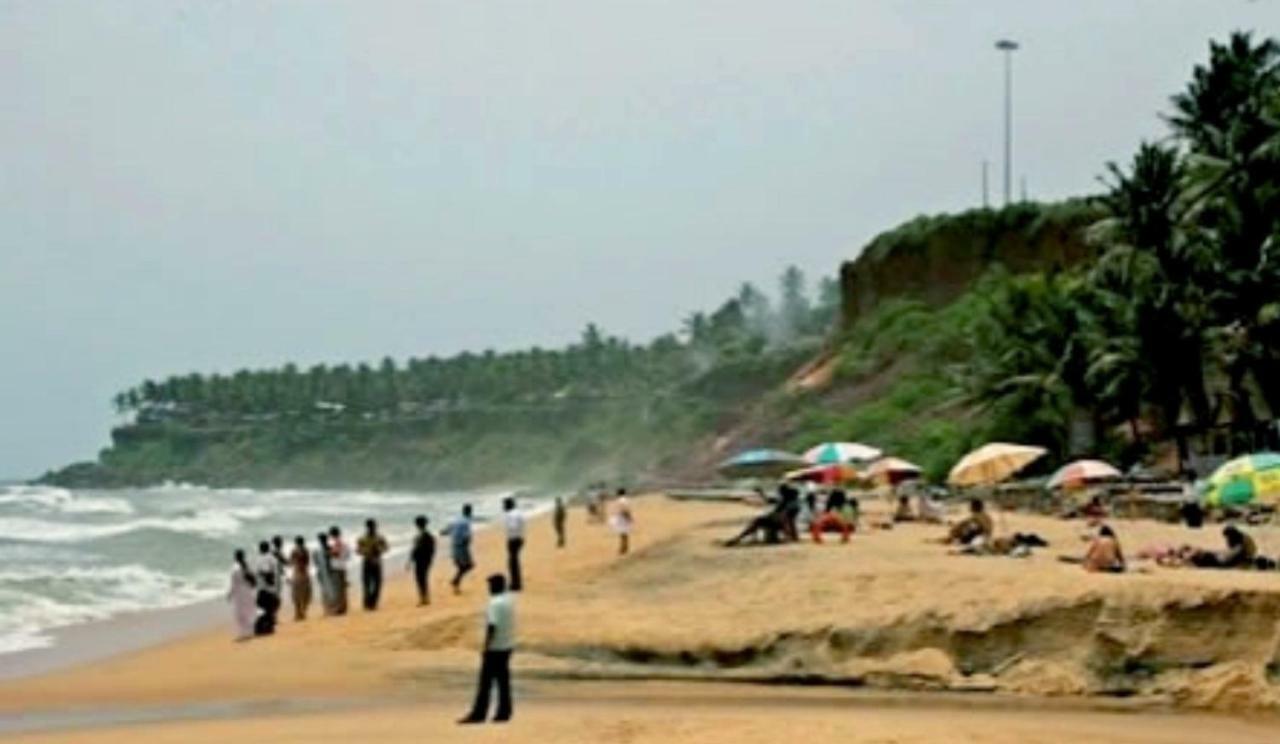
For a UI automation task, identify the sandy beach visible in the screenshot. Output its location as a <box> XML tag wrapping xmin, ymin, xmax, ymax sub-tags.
<box><xmin>2</xmin><ymin>495</ymin><xmax>1278</xmax><ymax>742</ymax></box>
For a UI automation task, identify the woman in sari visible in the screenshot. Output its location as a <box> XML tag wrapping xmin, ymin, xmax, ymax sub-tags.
<box><xmin>312</xmin><ymin>532</ymin><xmax>336</xmax><ymax>615</ymax></box>
<box><xmin>227</xmin><ymin>549</ymin><xmax>257</xmax><ymax>641</ymax></box>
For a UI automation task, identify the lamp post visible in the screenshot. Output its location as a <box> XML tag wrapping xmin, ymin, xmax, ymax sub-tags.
<box><xmin>995</xmin><ymin>39</ymin><xmax>1019</xmax><ymax>207</ymax></box>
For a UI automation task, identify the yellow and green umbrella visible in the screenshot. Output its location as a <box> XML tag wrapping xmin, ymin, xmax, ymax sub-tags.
<box><xmin>1202</xmin><ymin>452</ymin><xmax>1280</xmax><ymax>507</ymax></box>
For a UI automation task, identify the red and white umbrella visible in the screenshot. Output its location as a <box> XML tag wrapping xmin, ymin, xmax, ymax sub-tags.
<box><xmin>866</xmin><ymin>457</ymin><xmax>923</xmax><ymax>484</ymax></box>
<box><xmin>1046</xmin><ymin>459</ymin><xmax>1122</xmax><ymax>490</ymax></box>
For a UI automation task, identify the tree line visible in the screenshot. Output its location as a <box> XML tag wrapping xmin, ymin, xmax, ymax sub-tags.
<box><xmin>114</xmin><ymin>267</ymin><xmax>841</xmax><ymax>422</ymax></box>
<box><xmin>970</xmin><ymin>33</ymin><xmax>1280</xmax><ymax>461</ymax></box>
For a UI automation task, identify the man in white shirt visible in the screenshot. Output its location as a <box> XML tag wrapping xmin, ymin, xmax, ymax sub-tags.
<box><xmin>459</xmin><ymin>574</ymin><xmax>516</xmax><ymax>724</ymax></box>
<box><xmin>502</xmin><ymin>497</ymin><xmax>526</xmax><ymax>592</ymax></box>
<box><xmin>327</xmin><ymin>525</ymin><xmax>351</xmax><ymax>615</ymax></box>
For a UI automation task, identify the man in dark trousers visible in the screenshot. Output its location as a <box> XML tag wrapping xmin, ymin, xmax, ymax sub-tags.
<box><xmin>407</xmin><ymin>515</ymin><xmax>436</xmax><ymax>606</ymax></box>
<box><xmin>356</xmin><ymin>519</ymin><xmax>388</xmax><ymax>611</ymax></box>
<box><xmin>459</xmin><ymin>574</ymin><xmax>516</xmax><ymax>725</ymax></box>
<box><xmin>553</xmin><ymin>496</ymin><xmax>567</xmax><ymax>548</ymax></box>
<box><xmin>502</xmin><ymin>496</ymin><xmax>525</xmax><ymax>591</ymax></box>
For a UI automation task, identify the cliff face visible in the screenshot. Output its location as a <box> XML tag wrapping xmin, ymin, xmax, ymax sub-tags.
<box><xmin>840</xmin><ymin>200</ymin><xmax>1103</xmax><ymax>326</ymax></box>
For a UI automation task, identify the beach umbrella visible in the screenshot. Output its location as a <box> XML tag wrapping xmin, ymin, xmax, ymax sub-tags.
<box><xmin>1046</xmin><ymin>459</ymin><xmax>1122</xmax><ymax>490</ymax></box>
<box><xmin>1202</xmin><ymin>452</ymin><xmax>1280</xmax><ymax>508</ymax></box>
<box><xmin>783</xmin><ymin>463</ymin><xmax>861</xmax><ymax>485</ymax></box>
<box><xmin>866</xmin><ymin>457</ymin><xmax>923</xmax><ymax>484</ymax></box>
<box><xmin>947</xmin><ymin>442</ymin><xmax>1047</xmax><ymax>486</ymax></box>
<box><xmin>802</xmin><ymin>441</ymin><xmax>883</xmax><ymax>465</ymax></box>
<box><xmin>718</xmin><ymin>449</ymin><xmax>809</xmax><ymax>479</ymax></box>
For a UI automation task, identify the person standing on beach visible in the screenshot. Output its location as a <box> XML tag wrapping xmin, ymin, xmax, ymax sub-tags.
<box><xmin>407</xmin><ymin>515</ymin><xmax>436</xmax><ymax>606</ymax></box>
<box><xmin>444</xmin><ymin>504</ymin><xmax>475</xmax><ymax>594</ymax></box>
<box><xmin>357</xmin><ymin>519</ymin><xmax>389</xmax><ymax>611</ymax></box>
<box><xmin>611</xmin><ymin>489</ymin><xmax>633</xmax><ymax>555</ymax></box>
<box><xmin>553</xmin><ymin>497</ymin><xmax>567</xmax><ymax>548</ymax></box>
<box><xmin>313</xmin><ymin>532</ymin><xmax>336</xmax><ymax>615</ymax></box>
<box><xmin>288</xmin><ymin>536</ymin><xmax>312</xmax><ymax>621</ymax></box>
<box><xmin>328</xmin><ymin>526</ymin><xmax>351</xmax><ymax>615</ymax></box>
<box><xmin>503</xmin><ymin>497</ymin><xmax>525</xmax><ymax>591</ymax></box>
<box><xmin>254</xmin><ymin>541</ymin><xmax>281</xmax><ymax>635</ymax></box>
<box><xmin>459</xmin><ymin>574</ymin><xmax>516</xmax><ymax>725</ymax></box>
<box><xmin>227</xmin><ymin>549</ymin><xmax>257</xmax><ymax>641</ymax></box>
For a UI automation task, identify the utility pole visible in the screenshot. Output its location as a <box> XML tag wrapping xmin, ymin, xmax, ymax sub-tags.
<box><xmin>995</xmin><ymin>39</ymin><xmax>1019</xmax><ymax>207</ymax></box>
<box><xmin>982</xmin><ymin>160</ymin><xmax>990</xmax><ymax>208</ymax></box>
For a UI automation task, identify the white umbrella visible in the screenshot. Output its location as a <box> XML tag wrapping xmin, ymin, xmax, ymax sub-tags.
<box><xmin>948</xmin><ymin>443</ymin><xmax>1047</xmax><ymax>486</ymax></box>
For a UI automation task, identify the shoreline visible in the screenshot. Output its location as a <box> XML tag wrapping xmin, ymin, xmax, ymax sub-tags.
<box><xmin>0</xmin><ymin>495</ymin><xmax>554</xmax><ymax>682</ymax></box>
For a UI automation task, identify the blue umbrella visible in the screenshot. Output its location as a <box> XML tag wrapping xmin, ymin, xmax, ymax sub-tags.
<box><xmin>717</xmin><ymin>449</ymin><xmax>808</xmax><ymax>479</ymax></box>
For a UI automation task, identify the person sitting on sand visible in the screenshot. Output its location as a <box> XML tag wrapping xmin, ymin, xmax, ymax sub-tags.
<box><xmin>1082</xmin><ymin>525</ymin><xmax>1125</xmax><ymax>572</ymax></box>
<box><xmin>724</xmin><ymin>485</ymin><xmax>799</xmax><ymax>547</ymax></box>
<box><xmin>1190</xmin><ymin>525</ymin><xmax>1257</xmax><ymax>569</ymax></box>
<box><xmin>810</xmin><ymin>489</ymin><xmax>855</xmax><ymax>543</ymax></box>
<box><xmin>916</xmin><ymin>491</ymin><xmax>946</xmax><ymax>524</ymax></box>
<box><xmin>893</xmin><ymin>494</ymin><xmax>915</xmax><ymax>522</ymax></box>
<box><xmin>945</xmin><ymin>498</ymin><xmax>994</xmax><ymax>548</ymax></box>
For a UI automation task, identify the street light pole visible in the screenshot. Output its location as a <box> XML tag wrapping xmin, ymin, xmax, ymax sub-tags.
<box><xmin>995</xmin><ymin>39</ymin><xmax>1019</xmax><ymax>207</ymax></box>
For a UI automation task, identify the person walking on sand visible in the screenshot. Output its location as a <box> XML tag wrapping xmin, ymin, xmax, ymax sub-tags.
<box><xmin>357</xmin><ymin>519</ymin><xmax>389</xmax><ymax>611</ymax></box>
<box><xmin>328</xmin><ymin>526</ymin><xmax>351</xmax><ymax>615</ymax></box>
<box><xmin>254</xmin><ymin>541</ymin><xmax>281</xmax><ymax>635</ymax></box>
<box><xmin>503</xmin><ymin>497</ymin><xmax>526</xmax><ymax>591</ymax></box>
<box><xmin>459</xmin><ymin>574</ymin><xmax>516</xmax><ymax>725</ymax></box>
<box><xmin>611</xmin><ymin>489</ymin><xmax>634</xmax><ymax>555</ymax></box>
<box><xmin>227</xmin><ymin>549</ymin><xmax>257</xmax><ymax>642</ymax></box>
<box><xmin>407</xmin><ymin>515</ymin><xmax>436</xmax><ymax>606</ymax></box>
<box><xmin>445</xmin><ymin>504</ymin><xmax>476</xmax><ymax>594</ymax></box>
<box><xmin>313</xmin><ymin>532</ymin><xmax>336</xmax><ymax>615</ymax></box>
<box><xmin>288</xmin><ymin>536</ymin><xmax>312</xmax><ymax>620</ymax></box>
<box><xmin>553</xmin><ymin>496</ymin><xmax>567</xmax><ymax>548</ymax></box>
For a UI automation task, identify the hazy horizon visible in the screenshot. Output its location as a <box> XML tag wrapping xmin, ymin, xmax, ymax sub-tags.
<box><xmin>4</xmin><ymin>1</ymin><xmax>1279</xmax><ymax>478</ymax></box>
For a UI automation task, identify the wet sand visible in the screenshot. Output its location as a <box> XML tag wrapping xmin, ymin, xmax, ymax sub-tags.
<box><xmin>1</xmin><ymin>494</ymin><xmax>1277</xmax><ymax>741</ymax></box>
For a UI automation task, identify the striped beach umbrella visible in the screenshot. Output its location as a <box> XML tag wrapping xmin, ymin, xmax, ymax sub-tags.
<box><xmin>802</xmin><ymin>441</ymin><xmax>883</xmax><ymax>465</ymax></box>
<box><xmin>1202</xmin><ymin>452</ymin><xmax>1280</xmax><ymax>507</ymax></box>
<box><xmin>1046</xmin><ymin>459</ymin><xmax>1122</xmax><ymax>490</ymax></box>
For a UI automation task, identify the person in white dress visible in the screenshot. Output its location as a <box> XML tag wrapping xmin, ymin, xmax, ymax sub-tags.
<box><xmin>611</xmin><ymin>490</ymin><xmax>634</xmax><ymax>555</ymax></box>
<box><xmin>227</xmin><ymin>549</ymin><xmax>257</xmax><ymax>642</ymax></box>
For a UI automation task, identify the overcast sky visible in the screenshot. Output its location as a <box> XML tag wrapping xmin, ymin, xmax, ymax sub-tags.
<box><xmin>2</xmin><ymin>1</ymin><xmax>1278</xmax><ymax>478</ymax></box>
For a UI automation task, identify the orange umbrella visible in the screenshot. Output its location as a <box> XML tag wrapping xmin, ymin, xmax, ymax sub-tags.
<box><xmin>784</xmin><ymin>463</ymin><xmax>860</xmax><ymax>485</ymax></box>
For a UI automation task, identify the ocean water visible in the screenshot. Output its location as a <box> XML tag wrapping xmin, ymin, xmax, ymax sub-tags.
<box><xmin>0</xmin><ymin>483</ymin><xmax>523</xmax><ymax>655</ymax></box>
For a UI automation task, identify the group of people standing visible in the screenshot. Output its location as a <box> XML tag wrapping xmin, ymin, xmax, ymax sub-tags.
<box><xmin>227</xmin><ymin>523</ymin><xmax>376</xmax><ymax>641</ymax></box>
<box><xmin>224</xmin><ymin>492</ymin><xmax>633</xmax><ymax>725</ymax></box>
